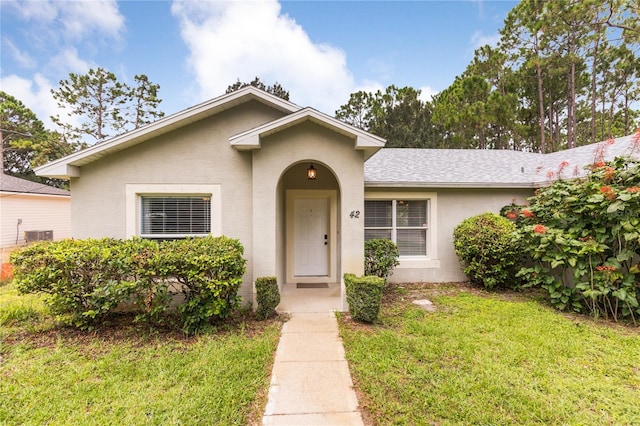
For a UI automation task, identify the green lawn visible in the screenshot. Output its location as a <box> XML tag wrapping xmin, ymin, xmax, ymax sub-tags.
<box><xmin>0</xmin><ymin>282</ymin><xmax>281</xmax><ymax>425</ymax></box>
<box><xmin>339</xmin><ymin>283</ymin><xmax>640</xmax><ymax>426</ymax></box>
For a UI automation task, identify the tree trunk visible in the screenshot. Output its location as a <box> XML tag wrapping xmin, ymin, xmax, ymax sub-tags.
<box><xmin>567</xmin><ymin>58</ymin><xmax>577</xmax><ymax>149</ymax></box>
<box><xmin>590</xmin><ymin>36</ymin><xmax>599</xmax><ymax>145</ymax></box>
<box><xmin>535</xmin><ymin>31</ymin><xmax>547</xmax><ymax>153</ymax></box>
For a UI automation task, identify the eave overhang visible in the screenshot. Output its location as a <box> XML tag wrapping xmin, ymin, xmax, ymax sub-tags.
<box><xmin>35</xmin><ymin>87</ymin><xmax>301</xmax><ymax>179</ymax></box>
<box><xmin>229</xmin><ymin>107</ymin><xmax>386</xmax><ymax>160</ymax></box>
<box><xmin>364</xmin><ymin>181</ymin><xmax>541</xmax><ymax>189</ymax></box>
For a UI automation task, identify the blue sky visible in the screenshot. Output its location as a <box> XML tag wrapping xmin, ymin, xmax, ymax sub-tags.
<box><xmin>0</xmin><ymin>0</ymin><xmax>517</xmax><ymax>130</ymax></box>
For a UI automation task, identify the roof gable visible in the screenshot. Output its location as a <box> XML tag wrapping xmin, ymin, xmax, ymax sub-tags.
<box><xmin>35</xmin><ymin>87</ymin><xmax>301</xmax><ymax>179</ymax></box>
<box><xmin>229</xmin><ymin>107</ymin><xmax>386</xmax><ymax>160</ymax></box>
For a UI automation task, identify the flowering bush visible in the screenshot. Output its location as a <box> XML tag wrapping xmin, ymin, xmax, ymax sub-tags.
<box><xmin>514</xmin><ymin>156</ymin><xmax>640</xmax><ymax>323</ymax></box>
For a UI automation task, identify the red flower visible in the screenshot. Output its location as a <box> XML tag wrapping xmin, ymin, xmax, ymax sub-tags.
<box><xmin>593</xmin><ymin>161</ymin><xmax>606</xmax><ymax>168</ymax></box>
<box><xmin>626</xmin><ymin>186</ymin><xmax>640</xmax><ymax>193</ymax></box>
<box><xmin>533</xmin><ymin>224</ymin><xmax>547</xmax><ymax>234</ymax></box>
<box><xmin>603</xmin><ymin>167</ymin><xmax>615</xmax><ymax>181</ymax></box>
<box><xmin>606</xmin><ymin>138</ymin><xmax>615</xmax><ymax>145</ymax></box>
<box><xmin>506</xmin><ymin>212</ymin><xmax>517</xmax><ymax>219</ymax></box>
<box><xmin>600</xmin><ymin>185</ymin><xmax>617</xmax><ymax>200</ymax></box>
<box><xmin>596</xmin><ymin>265</ymin><xmax>617</xmax><ymax>272</ymax></box>
<box><xmin>522</xmin><ymin>209</ymin><xmax>535</xmax><ymax>218</ymax></box>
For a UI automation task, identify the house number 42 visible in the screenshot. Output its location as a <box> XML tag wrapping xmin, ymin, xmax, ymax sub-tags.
<box><xmin>349</xmin><ymin>210</ymin><xmax>360</xmax><ymax>219</ymax></box>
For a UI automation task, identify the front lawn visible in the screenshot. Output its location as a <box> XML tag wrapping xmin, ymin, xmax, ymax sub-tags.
<box><xmin>0</xmin><ymin>282</ymin><xmax>281</xmax><ymax>425</ymax></box>
<box><xmin>339</xmin><ymin>283</ymin><xmax>640</xmax><ymax>425</ymax></box>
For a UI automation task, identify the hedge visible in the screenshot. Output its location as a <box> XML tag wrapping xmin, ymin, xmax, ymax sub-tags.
<box><xmin>11</xmin><ymin>236</ymin><xmax>246</xmax><ymax>333</ymax></box>
<box><xmin>344</xmin><ymin>273</ymin><xmax>385</xmax><ymax>323</ymax></box>
<box><xmin>255</xmin><ymin>276</ymin><xmax>280</xmax><ymax>320</ymax></box>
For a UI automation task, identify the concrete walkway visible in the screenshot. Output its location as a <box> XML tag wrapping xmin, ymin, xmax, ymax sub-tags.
<box><xmin>262</xmin><ymin>284</ymin><xmax>364</xmax><ymax>425</ymax></box>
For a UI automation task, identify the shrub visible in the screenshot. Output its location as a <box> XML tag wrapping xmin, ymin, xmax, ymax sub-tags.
<box><xmin>10</xmin><ymin>236</ymin><xmax>247</xmax><ymax>332</ymax></box>
<box><xmin>123</xmin><ymin>238</ymin><xmax>172</xmax><ymax>325</ymax></box>
<box><xmin>11</xmin><ymin>238</ymin><xmax>137</xmax><ymax>328</ymax></box>
<box><xmin>344</xmin><ymin>273</ymin><xmax>385</xmax><ymax>323</ymax></box>
<box><xmin>364</xmin><ymin>239</ymin><xmax>400</xmax><ymax>281</ymax></box>
<box><xmin>453</xmin><ymin>212</ymin><xmax>522</xmax><ymax>289</ymax></box>
<box><xmin>255</xmin><ymin>276</ymin><xmax>280</xmax><ymax>320</ymax></box>
<box><xmin>161</xmin><ymin>236</ymin><xmax>246</xmax><ymax>333</ymax></box>
<box><xmin>515</xmin><ymin>157</ymin><xmax>640</xmax><ymax>322</ymax></box>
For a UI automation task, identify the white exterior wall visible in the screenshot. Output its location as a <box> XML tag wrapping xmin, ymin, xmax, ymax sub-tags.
<box><xmin>251</xmin><ymin>122</ymin><xmax>366</xmax><ymax>308</ymax></box>
<box><xmin>68</xmin><ymin>101</ymin><xmax>286</xmax><ymax>304</ymax></box>
<box><xmin>0</xmin><ymin>193</ymin><xmax>71</xmax><ymax>250</ymax></box>
<box><xmin>366</xmin><ymin>187</ymin><xmax>534</xmax><ymax>283</ymax></box>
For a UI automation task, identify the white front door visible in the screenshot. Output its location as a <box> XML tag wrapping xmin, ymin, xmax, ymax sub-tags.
<box><xmin>293</xmin><ymin>198</ymin><xmax>329</xmax><ymax>276</ymax></box>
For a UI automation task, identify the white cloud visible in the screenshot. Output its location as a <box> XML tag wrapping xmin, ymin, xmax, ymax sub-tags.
<box><xmin>58</xmin><ymin>0</ymin><xmax>124</xmax><ymax>40</ymax></box>
<box><xmin>418</xmin><ymin>86</ymin><xmax>439</xmax><ymax>103</ymax></box>
<box><xmin>0</xmin><ymin>1</ymin><xmax>124</xmax><ymax>133</ymax></box>
<box><xmin>471</xmin><ymin>31</ymin><xmax>501</xmax><ymax>50</ymax></box>
<box><xmin>49</xmin><ymin>48</ymin><xmax>93</xmax><ymax>75</ymax></box>
<box><xmin>0</xmin><ymin>73</ymin><xmax>71</xmax><ymax>130</ymax></box>
<box><xmin>8</xmin><ymin>0</ymin><xmax>124</xmax><ymax>41</ymax></box>
<box><xmin>353</xmin><ymin>80</ymin><xmax>384</xmax><ymax>95</ymax></box>
<box><xmin>2</xmin><ymin>38</ymin><xmax>36</xmax><ymax>69</ymax></box>
<box><xmin>6</xmin><ymin>0</ymin><xmax>58</xmax><ymax>22</ymax></box>
<box><xmin>171</xmin><ymin>0</ymin><xmax>355</xmax><ymax>114</ymax></box>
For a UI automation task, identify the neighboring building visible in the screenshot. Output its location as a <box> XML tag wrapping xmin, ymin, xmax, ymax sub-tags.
<box><xmin>0</xmin><ymin>173</ymin><xmax>71</xmax><ymax>264</ymax></box>
<box><xmin>34</xmin><ymin>87</ymin><xmax>640</xmax><ymax>307</ymax></box>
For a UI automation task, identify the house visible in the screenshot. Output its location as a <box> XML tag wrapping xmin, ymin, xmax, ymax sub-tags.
<box><xmin>0</xmin><ymin>173</ymin><xmax>71</xmax><ymax>266</ymax></box>
<box><xmin>34</xmin><ymin>87</ymin><xmax>640</xmax><ymax>308</ymax></box>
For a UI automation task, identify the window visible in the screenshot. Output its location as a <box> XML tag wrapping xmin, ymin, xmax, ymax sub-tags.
<box><xmin>365</xmin><ymin>200</ymin><xmax>429</xmax><ymax>257</ymax></box>
<box><xmin>141</xmin><ymin>196</ymin><xmax>210</xmax><ymax>237</ymax></box>
<box><xmin>125</xmin><ymin>184</ymin><xmax>221</xmax><ymax>239</ymax></box>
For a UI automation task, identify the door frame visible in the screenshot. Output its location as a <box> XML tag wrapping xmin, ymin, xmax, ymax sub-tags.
<box><xmin>286</xmin><ymin>189</ymin><xmax>338</xmax><ymax>284</ymax></box>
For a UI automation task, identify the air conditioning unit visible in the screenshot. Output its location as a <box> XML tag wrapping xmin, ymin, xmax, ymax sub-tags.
<box><xmin>25</xmin><ymin>230</ymin><xmax>54</xmax><ymax>243</ymax></box>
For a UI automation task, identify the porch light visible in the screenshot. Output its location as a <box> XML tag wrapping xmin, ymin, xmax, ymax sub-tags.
<box><xmin>307</xmin><ymin>163</ymin><xmax>317</xmax><ymax>180</ymax></box>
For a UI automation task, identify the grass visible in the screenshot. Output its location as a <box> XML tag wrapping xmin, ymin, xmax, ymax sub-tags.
<box><xmin>0</xmin><ymin>281</ymin><xmax>282</xmax><ymax>425</ymax></box>
<box><xmin>0</xmin><ymin>280</ymin><xmax>48</xmax><ymax>329</ymax></box>
<box><xmin>339</xmin><ymin>283</ymin><xmax>640</xmax><ymax>426</ymax></box>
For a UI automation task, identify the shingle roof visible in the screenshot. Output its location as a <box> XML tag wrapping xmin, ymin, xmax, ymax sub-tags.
<box><xmin>365</xmin><ymin>148</ymin><xmax>540</xmax><ymax>187</ymax></box>
<box><xmin>534</xmin><ymin>134</ymin><xmax>639</xmax><ymax>181</ymax></box>
<box><xmin>0</xmin><ymin>174</ymin><xmax>70</xmax><ymax>196</ymax></box>
<box><xmin>365</xmin><ymin>134</ymin><xmax>640</xmax><ymax>188</ymax></box>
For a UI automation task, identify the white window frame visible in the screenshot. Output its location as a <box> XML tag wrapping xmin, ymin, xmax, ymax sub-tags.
<box><xmin>126</xmin><ymin>184</ymin><xmax>221</xmax><ymax>239</ymax></box>
<box><xmin>365</xmin><ymin>192</ymin><xmax>439</xmax><ymax>268</ymax></box>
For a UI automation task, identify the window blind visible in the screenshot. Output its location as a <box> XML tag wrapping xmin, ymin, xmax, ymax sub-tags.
<box><xmin>364</xmin><ymin>200</ymin><xmax>392</xmax><ymax>227</ymax></box>
<box><xmin>364</xmin><ymin>199</ymin><xmax>430</xmax><ymax>257</ymax></box>
<box><xmin>141</xmin><ymin>196</ymin><xmax>211</xmax><ymax>235</ymax></box>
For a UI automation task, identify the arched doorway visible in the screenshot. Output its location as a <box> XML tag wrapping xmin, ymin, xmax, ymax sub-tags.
<box><xmin>276</xmin><ymin>162</ymin><xmax>342</xmax><ymax>312</ymax></box>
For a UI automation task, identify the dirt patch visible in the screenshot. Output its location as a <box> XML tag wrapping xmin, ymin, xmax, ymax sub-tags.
<box><xmin>2</xmin><ymin>310</ymin><xmax>286</xmax><ymax>353</ymax></box>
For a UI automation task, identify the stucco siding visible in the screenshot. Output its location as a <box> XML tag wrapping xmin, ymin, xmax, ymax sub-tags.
<box><xmin>69</xmin><ymin>101</ymin><xmax>286</xmax><ymax>304</ymax></box>
<box><xmin>0</xmin><ymin>193</ymin><xmax>71</xmax><ymax>249</ymax></box>
<box><xmin>252</xmin><ymin>122</ymin><xmax>366</xmax><ymax>299</ymax></box>
<box><xmin>366</xmin><ymin>187</ymin><xmax>534</xmax><ymax>283</ymax></box>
